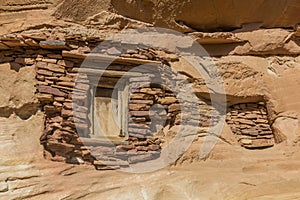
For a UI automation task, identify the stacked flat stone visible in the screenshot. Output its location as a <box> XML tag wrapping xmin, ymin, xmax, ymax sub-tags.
<box><xmin>127</xmin><ymin>70</ymin><xmax>175</xmax><ymax>151</ymax></box>
<box><xmin>36</xmin><ymin>57</ymin><xmax>92</xmax><ymax>163</ymax></box>
<box><xmin>0</xmin><ymin>31</ymin><xmax>277</xmax><ymax>169</ymax></box>
<box><xmin>226</xmin><ymin>102</ymin><xmax>274</xmax><ymax>149</ymax></box>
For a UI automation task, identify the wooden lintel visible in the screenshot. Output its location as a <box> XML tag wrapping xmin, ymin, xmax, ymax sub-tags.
<box><xmin>73</xmin><ymin>68</ymin><xmax>143</xmax><ymax>77</ymax></box>
<box><xmin>62</xmin><ymin>51</ymin><xmax>162</xmax><ymax>66</ymax></box>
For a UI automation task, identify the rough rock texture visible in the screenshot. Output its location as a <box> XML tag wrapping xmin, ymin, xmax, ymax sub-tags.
<box><xmin>1</xmin><ymin>0</ymin><xmax>300</xmax><ymax>34</ymax></box>
<box><xmin>0</xmin><ymin>0</ymin><xmax>300</xmax><ymax>199</ymax></box>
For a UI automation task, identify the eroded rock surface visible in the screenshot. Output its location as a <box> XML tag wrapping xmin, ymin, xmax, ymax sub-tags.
<box><xmin>0</xmin><ymin>0</ymin><xmax>300</xmax><ymax>199</ymax></box>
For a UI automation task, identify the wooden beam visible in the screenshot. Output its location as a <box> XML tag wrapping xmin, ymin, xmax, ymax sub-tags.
<box><xmin>62</xmin><ymin>51</ymin><xmax>162</xmax><ymax>66</ymax></box>
<box><xmin>81</xmin><ymin>61</ymin><xmax>157</xmax><ymax>73</ymax></box>
<box><xmin>89</xmin><ymin>76</ymin><xmax>120</xmax><ymax>83</ymax></box>
<box><xmin>73</xmin><ymin>68</ymin><xmax>143</xmax><ymax>77</ymax></box>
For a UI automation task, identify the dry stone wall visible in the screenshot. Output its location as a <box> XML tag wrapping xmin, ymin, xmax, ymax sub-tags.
<box><xmin>0</xmin><ymin>31</ymin><xmax>279</xmax><ymax>169</ymax></box>
<box><xmin>226</xmin><ymin>102</ymin><xmax>274</xmax><ymax>149</ymax></box>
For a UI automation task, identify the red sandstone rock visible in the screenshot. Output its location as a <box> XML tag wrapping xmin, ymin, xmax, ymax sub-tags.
<box><xmin>57</xmin><ymin>60</ymin><xmax>74</xmax><ymax>68</ymax></box>
<box><xmin>37</xmin><ymin>69</ymin><xmax>53</xmax><ymax>76</ymax></box>
<box><xmin>140</xmin><ymin>88</ymin><xmax>163</xmax><ymax>95</ymax></box>
<box><xmin>157</xmin><ymin>97</ymin><xmax>178</xmax><ymax>104</ymax></box>
<box><xmin>61</xmin><ymin>109</ymin><xmax>73</xmax><ymax>117</ymax></box>
<box><xmin>37</xmin><ymin>93</ymin><xmax>53</xmax><ymax>103</ymax></box>
<box><xmin>57</xmin><ymin>81</ymin><xmax>75</xmax><ymax>88</ymax></box>
<box><xmin>133</xmin><ymin>141</ymin><xmax>148</xmax><ymax>146</ymax></box>
<box><xmin>54</xmin><ymin>97</ymin><xmax>65</xmax><ymax>102</ymax></box>
<box><xmin>130</xmin><ymin>111</ymin><xmax>150</xmax><ymax>118</ymax></box>
<box><xmin>46</xmin><ymin>63</ymin><xmax>65</xmax><ymax>73</ymax></box>
<box><xmin>129</xmin><ymin>103</ymin><xmax>150</xmax><ymax>111</ymax></box>
<box><xmin>47</xmin><ymin>141</ymin><xmax>75</xmax><ymax>155</ymax></box>
<box><xmin>39</xmin><ymin>85</ymin><xmax>66</xmax><ymax>97</ymax></box>
<box><xmin>130</xmin><ymin>93</ymin><xmax>154</xmax><ymax>100</ymax></box>
<box><xmin>42</xmin><ymin>58</ymin><xmax>57</xmax><ymax>63</ymax></box>
<box><xmin>136</xmin><ymin>146</ymin><xmax>148</xmax><ymax>151</ymax></box>
<box><xmin>63</xmin><ymin>102</ymin><xmax>72</xmax><ymax>110</ymax></box>
<box><xmin>116</xmin><ymin>144</ymin><xmax>135</xmax><ymax>151</ymax></box>
<box><xmin>129</xmin><ymin>99</ymin><xmax>154</xmax><ymax>104</ymax></box>
<box><xmin>168</xmin><ymin>104</ymin><xmax>181</xmax><ymax>112</ymax></box>
<box><xmin>49</xmin><ymin>116</ymin><xmax>63</xmax><ymax>123</ymax></box>
<box><xmin>148</xmin><ymin>144</ymin><xmax>160</xmax><ymax>151</ymax></box>
<box><xmin>44</xmin><ymin>105</ymin><xmax>61</xmax><ymax>113</ymax></box>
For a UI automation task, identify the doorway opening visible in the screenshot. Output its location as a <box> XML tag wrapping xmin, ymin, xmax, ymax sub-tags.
<box><xmin>89</xmin><ymin>78</ymin><xmax>129</xmax><ymax>143</ymax></box>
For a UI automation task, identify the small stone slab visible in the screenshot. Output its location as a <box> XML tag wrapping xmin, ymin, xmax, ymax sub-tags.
<box><xmin>40</xmin><ymin>40</ymin><xmax>67</xmax><ymax>49</ymax></box>
<box><xmin>38</xmin><ymin>85</ymin><xmax>66</xmax><ymax>97</ymax></box>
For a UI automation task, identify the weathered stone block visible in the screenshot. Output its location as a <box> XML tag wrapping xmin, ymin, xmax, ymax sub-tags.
<box><xmin>62</xmin><ymin>120</ymin><xmax>76</xmax><ymax>128</ymax></box>
<box><xmin>245</xmin><ymin>114</ymin><xmax>259</xmax><ymax>119</ymax></box>
<box><xmin>130</xmin><ymin>111</ymin><xmax>149</xmax><ymax>117</ymax></box>
<box><xmin>47</xmin><ymin>141</ymin><xmax>75</xmax><ymax>155</ymax></box>
<box><xmin>47</xmin><ymin>54</ymin><xmax>63</xmax><ymax>59</ymax></box>
<box><xmin>168</xmin><ymin>104</ymin><xmax>181</xmax><ymax>112</ymax></box>
<box><xmin>241</xmin><ymin>129</ymin><xmax>259</xmax><ymax>136</ymax></box>
<box><xmin>128</xmin><ymin>153</ymin><xmax>153</xmax><ymax>164</ymax></box>
<box><xmin>57</xmin><ymin>60</ymin><xmax>74</xmax><ymax>68</ymax></box>
<box><xmin>129</xmin><ymin>104</ymin><xmax>150</xmax><ymax>111</ymax></box>
<box><xmin>133</xmin><ymin>141</ymin><xmax>149</xmax><ymax>146</ymax></box>
<box><xmin>136</xmin><ymin>146</ymin><xmax>148</xmax><ymax>151</ymax></box>
<box><xmin>54</xmin><ymin>97</ymin><xmax>65</xmax><ymax>102</ymax></box>
<box><xmin>116</xmin><ymin>144</ymin><xmax>135</xmax><ymax>151</ymax></box>
<box><xmin>130</xmin><ymin>93</ymin><xmax>154</xmax><ymax>100</ymax></box>
<box><xmin>256</xmin><ymin>119</ymin><xmax>268</xmax><ymax>123</ymax></box>
<box><xmin>53</xmin><ymin>101</ymin><xmax>63</xmax><ymax>107</ymax></box>
<box><xmin>37</xmin><ymin>93</ymin><xmax>53</xmax><ymax>103</ymax></box>
<box><xmin>238</xmin><ymin>119</ymin><xmax>255</xmax><ymax>126</ymax></box>
<box><xmin>130</xmin><ymin>99</ymin><xmax>154</xmax><ymax>105</ymax></box>
<box><xmin>140</xmin><ymin>88</ymin><xmax>163</xmax><ymax>95</ymax></box>
<box><xmin>148</xmin><ymin>144</ymin><xmax>160</xmax><ymax>151</ymax></box>
<box><xmin>39</xmin><ymin>85</ymin><xmax>66</xmax><ymax>97</ymax></box>
<box><xmin>40</xmin><ymin>40</ymin><xmax>67</xmax><ymax>49</ymax></box>
<box><xmin>46</xmin><ymin>63</ymin><xmax>65</xmax><ymax>73</ymax></box>
<box><xmin>58</xmin><ymin>76</ymin><xmax>74</xmax><ymax>82</ymax></box>
<box><xmin>57</xmin><ymin>81</ymin><xmax>75</xmax><ymax>88</ymax></box>
<box><xmin>244</xmin><ymin>139</ymin><xmax>274</xmax><ymax>149</ymax></box>
<box><xmin>42</xmin><ymin>58</ymin><xmax>57</xmax><ymax>63</ymax></box>
<box><xmin>157</xmin><ymin>97</ymin><xmax>177</xmax><ymax>104</ymax></box>
<box><xmin>94</xmin><ymin>159</ymin><xmax>129</xmax><ymax>167</ymax></box>
<box><xmin>36</xmin><ymin>75</ymin><xmax>45</xmax><ymax>81</ymax></box>
<box><xmin>44</xmin><ymin>105</ymin><xmax>61</xmax><ymax>113</ymax></box>
<box><xmin>129</xmin><ymin>127</ymin><xmax>150</xmax><ymax>135</ymax></box>
<box><xmin>37</xmin><ymin>69</ymin><xmax>53</xmax><ymax>77</ymax></box>
<box><xmin>61</xmin><ymin>109</ymin><xmax>73</xmax><ymax>117</ymax></box>
<box><xmin>49</xmin><ymin>116</ymin><xmax>63</xmax><ymax>123</ymax></box>
<box><xmin>63</xmin><ymin>102</ymin><xmax>73</xmax><ymax>110</ymax></box>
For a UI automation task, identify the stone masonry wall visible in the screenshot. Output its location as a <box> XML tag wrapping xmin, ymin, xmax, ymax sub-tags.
<box><xmin>0</xmin><ymin>32</ymin><xmax>278</xmax><ymax>169</ymax></box>
<box><xmin>226</xmin><ymin>102</ymin><xmax>274</xmax><ymax>149</ymax></box>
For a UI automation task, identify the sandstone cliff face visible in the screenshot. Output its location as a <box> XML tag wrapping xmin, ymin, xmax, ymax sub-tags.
<box><xmin>1</xmin><ymin>0</ymin><xmax>300</xmax><ymax>34</ymax></box>
<box><xmin>0</xmin><ymin>0</ymin><xmax>300</xmax><ymax>199</ymax></box>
